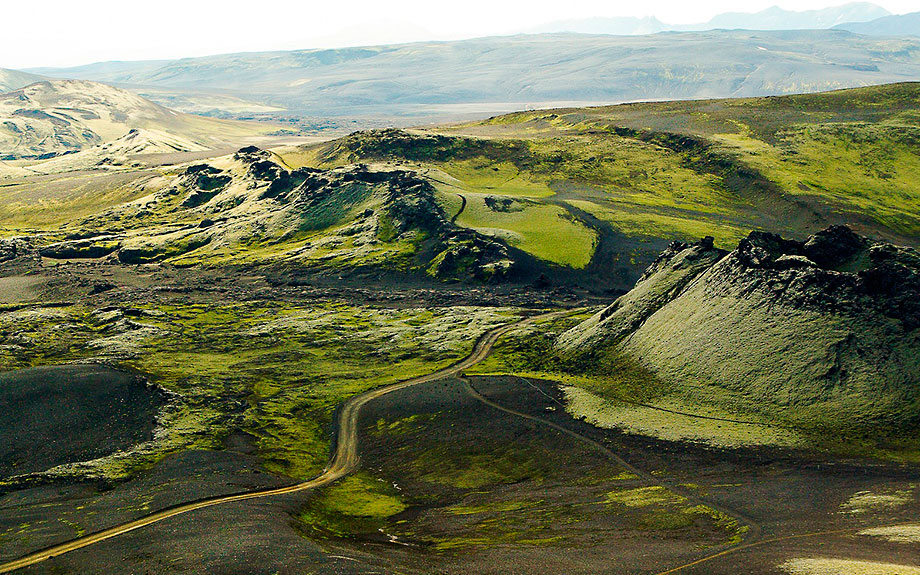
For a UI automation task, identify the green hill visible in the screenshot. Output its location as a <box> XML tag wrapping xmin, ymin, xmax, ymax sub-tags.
<box><xmin>271</xmin><ymin>82</ymin><xmax>920</xmax><ymax>289</ymax></box>
<box><xmin>3</xmin><ymin>83</ymin><xmax>920</xmax><ymax>293</ymax></box>
<box><xmin>554</xmin><ymin>225</ymin><xmax>920</xmax><ymax>457</ymax></box>
<box><xmin>17</xmin><ymin>147</ymin><xmax>517</xmax><ymax>283</ymax></box>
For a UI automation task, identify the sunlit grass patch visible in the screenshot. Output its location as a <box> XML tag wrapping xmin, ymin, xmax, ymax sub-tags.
<box><xmin>605</xmin><ymin>486</ymin><xmax>683</xmax><ymax>508</ymax></box>
<box><xmin>566</xmin><ymin>198</ymin><xmax>749</xmax><ymax>247</ymax></box>
<box><xmin>437</xmin><ymin>158</ymin><xmax>555</xmax><ymax>199</ymax></box>
<box><xmin>297</xmin><ymin>473</ymin><xmax>407</xmax><ymax>539</ymax></box>
<box><xmin>782</xmin><ymin>558</ymin><xmax>920</xmax><ymax>575</ymax></box>
<box><xmin>455</xmin><ymin>192</ymin><xmax>597</xmax><ymax>268</ymax></box>
<box><xmin>859</xmin><ymin>524</ymin><xmax>920</xmax><ymax>544</ymax></box>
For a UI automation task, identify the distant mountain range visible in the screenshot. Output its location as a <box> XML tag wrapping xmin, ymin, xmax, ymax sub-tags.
<box><xmin>529</xmin><ymin>2</ymin><xmax>892</xmax><ymax>35</ymax></box>
<box><xmin>835</xmin><ymin>11</ymin><xmax>920</xmax><ymax>36</ymax></box>
<box><xmin>21</xmin><ymin>30</ymin><xmax>920</xmax><ymax>120</ymax></box>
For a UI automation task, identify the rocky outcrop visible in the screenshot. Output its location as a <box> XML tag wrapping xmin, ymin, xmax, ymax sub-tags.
<box><xmin>558</xmin><ymin>236</ymin><xmax>726</xmax><ymax>350</ymax></box>
<box><xmin>39</xmin><ymin>237</ymin><xmax>120</xmax><ymax>260</ymax></box>
<box><xmin>317</xmin><ymin>128</ymin><xmax>530</xmax><ymax>165</ymax></box>
<box><xmin>560</xmin><ymin>226</ymin><xmax>920</xmax><ymax>430</ymax></box>
<box><xmin>181</xmin><ymin>164</ymin><xmax>232</xmax><ymax>207</ymax></box>
<box><xmin>0</xmin><ymin>238</ymin><xmax>36</xmax><ymax>263</ymax></box>
<box><xmin>110</xmin><ymin>147</ymin><xmax>517</xmax><ymax>281</ymax></box>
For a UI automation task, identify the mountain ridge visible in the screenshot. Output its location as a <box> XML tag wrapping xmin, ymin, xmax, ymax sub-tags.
<box><xmin>836</xmin><ymin>11</ymin><xmax>920</xmax><ymax>36</ymax></box>
<box><xmin>22</xmin><ymin>30</ymin><xmax>920</xmax><ymax>120</ymax></box>
<box><xmin>0</xmin><ymin>68</ymin><xmax>46</xmax><ymax>93</ymax></box>
<box><xmin>530</xmin><ymin>2</ymin><xmax>891</xmax><ymax>35</ymax></box>
<box><xmin>0</xmin><ymin>79</ymin><xmax>274</xmax><ymax>161</ymax></box>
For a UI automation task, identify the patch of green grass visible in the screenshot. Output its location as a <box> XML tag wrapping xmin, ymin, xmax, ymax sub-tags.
<box><xmin>566</xmin><ymin>199</ymin><xmax>749</xmax><ymax>247</ymax></box>
<box><xmin>602</xmin><ymin>486</ymin><xmax>748</xmax><ymax>542</ymax></box>
<box><xmin>446</xmin><ymin>500</ymin><xmax>540</xmax><ymax>516</ymax></box>
<box><xmin>605</xmin><ymin>486</ymin><xmax>684</xmax><ymax>508</ymax></box>
<box><xmin>469</xmin><ymin>315</ymin><xmax>668</xmax><ymax>405</ymax></box>
<box><xmin>297</xmin><ymin>473</ymin><xmax>407</xmax><ymax>539</ymax></box>
<box><xmin>716</xmin><ymin>124</ymin><xmax>920</xmax><ymax>235</ymax></box>
<box><xmin>415</xmin><ymin>447</ymin><xmax>545</xmax><ymax>489</ymax></box>
<box><xmin>373</xmin><ymin>413</ymin><xmax>439</xmax><ymax>436</ymax></box>
<box><xmin>1</xmin><ymin>300</ymin><xmax>517</xmax><ymax>483</ymax></box>
<box><xmin>436</xmin><ymin>159</ymin><xmax>555</xmax><ymax>199</ymax></box>
<box><xmin>455</xmin><ymin>193</ymin><xmax>597</xmax><ymax>267</ymax></box>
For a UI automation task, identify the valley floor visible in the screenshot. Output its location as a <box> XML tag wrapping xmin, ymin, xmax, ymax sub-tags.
<box><xmin>0</xmin><ymin>261</ymin><xmax>918</xmax><ymax>574</ymax></box>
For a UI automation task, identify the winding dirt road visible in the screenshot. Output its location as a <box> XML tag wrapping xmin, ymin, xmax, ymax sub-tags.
<box><xmin>3</xmin><ymin>309</ymin><xmax>870</xmax><ymax>575</ymax></box>
<box><xmin>0</xmin><ymin>310</ymin><xmax>569</xmax><ymax>574</ymax></box>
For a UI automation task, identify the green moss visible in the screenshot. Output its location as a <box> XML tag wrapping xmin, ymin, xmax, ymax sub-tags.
<box><xmin>436</xmin><ymin>159</ymin><xmax>555</xmax><ymax>199</ymax></box>
<box><xmin>58</xmin><ymin>518</ymin><xmax>86</xmax><ymax>538</ymax></box>
<box><xmin>297</xmin><ymin>473</ymin><xmax>407</xmax><ymax>539</ymax></box>
<box><xmin>373</xmin><ymin>413</ymin><xmax>439</xmax><ymax>436</ymax></box>
<box><xmin>636</xmin><ymin>509</ymin><xmax>696</xmax><ymax>530</ymax></box>
<box><xmin>602</xmin><ymin>486</ymin><xmax>748</xmax><ymax>542</ymax></box>
<box><xmin>605</xmin><ymin>486</ymin><xmax>684</xmax><ymax>508</ymax></box>
<box><xmin>416</xmin><ymin>449</ymin><xmax>543</xmax><ymax>489</ymax></box>
<box><xmin>1</xmin><ymin>300</ymin><xmax>515</xmax><ymax>484</ymax></box>
<box><xmin>446</xmin><ymin>500</ymin><xmax>540</xmax><ymax>516</ymax></box>
<box><xmin>454</xmin><ymin>193</ymin><xmax>597</xmax><ymax>268</ymax></box>
<box><xmin>566</xmin><ymin>199</ymin><xmax>748</xmax><ymax>247</ymax></box>
<box><xmin>469</xmin><ymin>315</ymin><xmax>668</xmax><ymax>405</ymax></box>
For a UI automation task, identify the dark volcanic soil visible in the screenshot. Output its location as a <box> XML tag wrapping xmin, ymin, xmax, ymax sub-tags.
<box><xmin>343</xmin><ymin>375</ymin><xmax>920</xmax><ymax>575</ymax></box>
<box><xmin>0</xmin><ymin>364</ymin><xmax>166</xmax><ymax>477</ymax></box>
<box><xmin>0</xmin><ymin>258</ymin><xmax>917</xmax><ymax>574</ymax></box>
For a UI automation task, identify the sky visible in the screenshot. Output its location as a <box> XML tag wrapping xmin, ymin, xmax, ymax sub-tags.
<box><xmin>4</xmin><ymin>0</ymin><xmax>917</xmax><ymax>69</ymax></box>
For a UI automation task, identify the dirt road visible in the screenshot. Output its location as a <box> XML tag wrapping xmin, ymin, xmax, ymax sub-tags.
<box><xmin>0</xmin><ymin>310</ymin><xmax>569</xmax><ymax>574</ymax></box>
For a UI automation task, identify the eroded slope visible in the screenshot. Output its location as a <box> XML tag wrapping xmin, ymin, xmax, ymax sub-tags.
<box><xmin>561</xmin><ymin>226</ymin><xmax>920</xmax><ymax>435</ymax></box>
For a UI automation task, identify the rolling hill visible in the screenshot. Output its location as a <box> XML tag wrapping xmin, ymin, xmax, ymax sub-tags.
<box><xmin>836</xmin><ymin>11</ymin><xmax>920</xmax><ymax>36</ymax></box>
<box><xmin>27</xmin><ymin>30</ymin><xmax>920</xmax><ymax>120</ymax></box>
<box><xmin>557</xmin><ymin>226</ymin><xmax>920</xmax><ymax>445</ymax></box>
<box><xmin>0</xmin><ymin>68</ymin><xmax>45</xmax><ymax>93</ymax></box>
<box><xmin>9</xmin><ymin>146</ymin><xmax>517</xmax><ymax>283</ymax></box>
<box><xmin>0</xmin><ymin>80</ymin><xmax>275</xmax><ymax>160</ymax></box>
<box><xmin>2</xmin><ymin>83</ymin><xmax>919</xmax><ymax>296</ymax></box>
<box><xmin>263</xmin><ymin>82</ymin><xmax>920</xmax><ymax>290</ymax></box>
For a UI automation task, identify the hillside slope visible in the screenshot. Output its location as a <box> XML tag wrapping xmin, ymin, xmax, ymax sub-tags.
<box><xmin>277</xmin><ymin>82</ymin><xmax>920</xmax><ymax>290</ymax></box>
<box><xmin>16</xmin><ymin>146</ymin><xmax>519</xmax><ymax>282</ymax></box>
<box><xmin>0</xmin><ymin>68</ymin><xmax>45</xmax><ymax>93</ymax></box>
<box><xmin>836</xmin><ymin>11</ymin><xmax>920</xmax><ymax>36</ymax></box>
<box><xmin>29</xmin><ymin>30</ymin><xmax>920</xmax><ymax>119</ymax></box>
<box><xmin>3</xmin><ymin>83</ymin><xmax>919</xmax><ymax>293</ymax></box>
<box><xmin>559</xmin><ymin>226</ymin><xmax>920</xmax><ymax>437</ymax></box>
<box><xmin>0</xmin><ymin>80</ymin><xmax>272</xmax><ymax>160</ymax></box>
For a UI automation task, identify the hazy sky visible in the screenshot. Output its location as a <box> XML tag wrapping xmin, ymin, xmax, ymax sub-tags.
<box><xmin>4</xmin><ymin>0</ymin><xmax>917</xmax><ymax>69</ymax></box>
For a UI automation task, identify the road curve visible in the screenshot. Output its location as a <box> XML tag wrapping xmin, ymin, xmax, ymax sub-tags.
<box><xmin>0</xmin><ymin>310</ymin><xmax>572</xmax><ymax>574</ymax></box>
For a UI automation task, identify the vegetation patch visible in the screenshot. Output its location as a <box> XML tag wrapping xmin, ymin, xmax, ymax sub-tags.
<box><xmin>782</xmin><ymin>558</ymin><xmax>920</xmax><ymax>575</ymax></box>
<box><xmin>840</xmin><ymin>487</ymin><xmax>917</xmax><ymax>514</ymax></box>
<box><xmin>414</xmin><ymin>444</ymin><xmax>550</xmax><ymax>489</ymax></box>
<box><xmin>858</xmin><ymin>524</ymin><xmax>920</xmax><ymax>544</ymax></box>
<box><xmin>563</xmin><ymin>386</ymin><xmax>805</xmax><ymax>449</ymax></box>
<box><xmin>297</xmin><ymin>473</ymin><xmax>407</xmax><ymax>539</ymax></box>
<box><xmin>0</xmin><ymin>299</ymin><xmax>516</xmax><ymax>484</ymax></box>
<box><xmin>454</xmin><ymin>193</ymin><xmax>597</xmax><ymax>268</ymax></box>
<box><xmin>603</xmin><ymin>486</ymin><xmax>747</xmax><ymax>543</ymax></box>
<box><xmin>605</xmin><ymin>486</ymin><xmax>683</xmax><ymax>508</ymax></box>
